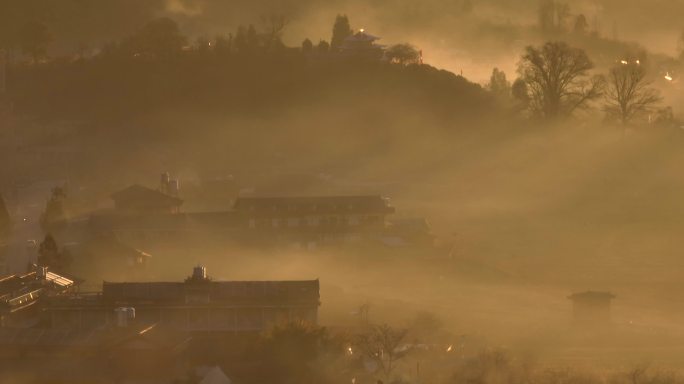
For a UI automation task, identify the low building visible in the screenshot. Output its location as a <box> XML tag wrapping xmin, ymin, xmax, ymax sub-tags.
<box><xmin>47</xmin><ymin>266</ymin><xmax>320</xmax><ymax>332</ymax></box>
<box><xmin>0</xmin><ymin>265</ymin><xmax>80</xmax><ymax>327</ymax></box>
<box><xmin>568</xmin><ymin>291</ymin><xmax>616</xmax><ymax>326</ymax></box>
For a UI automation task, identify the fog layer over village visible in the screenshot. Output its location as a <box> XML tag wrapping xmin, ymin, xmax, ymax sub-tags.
<box><xmin>1</xmin><ymin>1</ymin><xmax>684</xmax><ymax>383</ymax></box>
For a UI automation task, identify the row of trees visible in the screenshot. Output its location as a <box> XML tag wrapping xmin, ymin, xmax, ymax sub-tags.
<box><xmin>489</xmin><ymin>42</ymin><xmax>668</xmax><ymax>126</ymax></box>
<box><xmin>100</xmin><ymin>15</ymin><xmax>421</xmax><ymax>66</ymax></box>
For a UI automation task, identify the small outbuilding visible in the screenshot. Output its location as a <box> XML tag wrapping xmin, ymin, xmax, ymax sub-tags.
<box><xmin>568</xmin><ymin>291</ymin><xmax>616</xmax><ymax>325</ymax></box>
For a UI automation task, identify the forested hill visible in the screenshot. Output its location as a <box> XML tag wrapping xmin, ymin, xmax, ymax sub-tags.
<box><xmin>8</xmin><ymin>50</ymin><xmax>495</xmax><ymax>125</ymax></box>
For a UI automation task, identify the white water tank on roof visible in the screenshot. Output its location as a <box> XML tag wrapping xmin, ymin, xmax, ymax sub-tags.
<box><xmin>115</xmin><ymin>307</ymin><xmax>136</xmax><ymax>327</ymax></box>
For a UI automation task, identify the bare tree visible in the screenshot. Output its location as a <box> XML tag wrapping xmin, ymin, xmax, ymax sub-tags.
<box><xmin>518</xmin><ymin>41</ymin><xmax>603</xmax><ymax>119</ymax></box>
<box><xmin>604</xmin><ymin>62</ymin><xmax>661</xmax><ymax>125</ymax></box>
<box><xmin>262</xmin><ymin>14</ymin><xmax>289</xmax><ymax>50</ymax></box>
<box><xmin>354</xmin><ymin>324</ymin><xmax>408</xmax><ymax>380</ymax></box>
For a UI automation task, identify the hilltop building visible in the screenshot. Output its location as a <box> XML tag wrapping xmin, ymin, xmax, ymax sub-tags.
<box><xmin>339</xmin><ymin>30</ymin><xmax>385</xmax><ymax>60</ymax></box>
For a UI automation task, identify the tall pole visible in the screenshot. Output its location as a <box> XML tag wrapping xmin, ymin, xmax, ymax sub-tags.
<box><xmin>0</xmin><ymin>49</ymin><xmax>6</xmax><ymax>95</ymax></box>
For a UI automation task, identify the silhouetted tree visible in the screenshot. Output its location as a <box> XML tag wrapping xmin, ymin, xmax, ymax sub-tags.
<box><xmin>518</xmin><ymin>42</ymin><xmax>603</xmax><ymax>119</ymax></box>
<box><xmin>262</xmin><ymin>14</ymin><xmax>288</xmax><ymax>50</ymax></box>
<box><xmin>256</xmin><ymin>322</ymin><xmax>345</xmax><ymax>384</ymax></box>
<box><xmin>385</xmin><ymin>44</ymin><xmax>420</xmax><ymax>65</ymax></box>
<box><xmin>234</xmin><ymin>25</ymin><xmax>247</xmax><ymax>53</ymax></box>
<box><xmin>512</xmin><ymin>78</ymin><xmax>530</xmax><ymax>109</ymax></box>
<box><xmin>354</xmin><ymin>324</ymin><xmax>408</xmax><ymax>381</ymax></box>
<box><xmin>330</xmin><ymin>15</ymin><xmax>352</xmax><ymax>52</ymax></box>
<box><xmin>488</xmin><ymin>68</ymin><xmax>511</xmax><ymax>98</ymax></box>
<box><xmin>214</xmin><ymin>34</ymin><xmax>231</xmax><ymax>56</ymax></box>
<box><xmin>604</xmin><ymin>62</ymin><xmax>661</xmax><ymax>125</ymax></box>
<box><xmin>574</xmin><ymin>14</ymin><xmax>589</xmax><ymax>35</ymax></box>
<box><xmin>302</xmin><ymin>38</ymin><xmax>313</xmax><ymax>54</ymax></box>
<box><xmin>450</xmin><ymin>350</ymin><xmax>529</xmax><ymax>384</ymax></box>
<box><xmin>0</xmin><ymin>194</ymin><xmax>11</xmax><ymax>238</ymax></box>
<box><xmin>19</xmin><ymin>20</ymin><xmax>52</xmax><ymax>62</ymax></box>
<box><xmin>124</xmin><ymin>17</ymin><xmax>186</xmax><ymax>59</ymax></box>
<box><xmin>38</xmin><ymin>234</ymin><xmax>71</xmax><ymax>270</ymax></box>
<box><xmin>317</xmin><ymin>40</ymin><xmax>330</xmax><ymax>53</ymax></box>
<box><xmin>246</xmin><ymin>24</ymin><xmax>259</xmax><ymax>52</ymax></box>
<box><xmin>40</xmin><ymin>187</ymin><xmax>67</xmax><ymax>230</ymax></box>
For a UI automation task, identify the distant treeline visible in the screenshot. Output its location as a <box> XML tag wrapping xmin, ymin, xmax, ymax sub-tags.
<box><xmin>6</xmin><ymin>16</ymin><xmax>495</xmax><ymax>126</ymax></box>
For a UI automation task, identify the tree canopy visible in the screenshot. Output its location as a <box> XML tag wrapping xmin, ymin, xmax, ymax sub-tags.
<box><xmin>0</xmin><ymin>194</ymin><xmax>11</xmax><ymax>238</ymax></box>
<box><xmin>120</xmin><ymin>17</ymin><xmax>186</xmax><ymax>59</ymax></box>
<box><xmin>330</xmin><ymin>14</ymin><xmax>352</xmax><ymax>52</ymax></box>
<box><xmin>38</xmin><ymin>234</ymin><xmax>71</xmax><ymax>270</ymax></box>
<box><xmin>604</xmin><ymin>62</ymin><xmax>661</xmax><ymax>124</ymax></box>
<box><xmin>385</xmin><ymin>44</ymin><xmax>421</xmax><ymax>65</ymax></box>
<box><xmin>488</xmin><ymin>68</ymin><xmax>511</xmax><ymax>98</ymax></box>
<box><xmin>518</xmin><ymin>41</ymin><xmax>603</xmax><ymax>119</ymax></box>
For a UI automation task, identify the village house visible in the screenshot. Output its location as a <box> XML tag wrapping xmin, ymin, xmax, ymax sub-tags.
<box><xmin>46</xmin><ymin>266</ymin><xmax>320</xmax><ymax>332</ymax></box>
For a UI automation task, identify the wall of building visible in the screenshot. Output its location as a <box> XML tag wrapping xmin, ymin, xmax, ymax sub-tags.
<box><xmin>49</xmin><ymin>305</ymin><xmax>318</xmax><ymax>331</ymax></box>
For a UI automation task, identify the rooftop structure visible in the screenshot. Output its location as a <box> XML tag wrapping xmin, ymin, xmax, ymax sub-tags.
<box><xmin>339</xmin><ymin>30</ymin><xmax>385</xmax><ymax>60</ymax></box>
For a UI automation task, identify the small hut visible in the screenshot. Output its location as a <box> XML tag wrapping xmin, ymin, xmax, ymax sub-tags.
<box><xmin>568</xmin><ymin>291</ymin><xmax>616</xmax><ymax>326</ymax></box>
